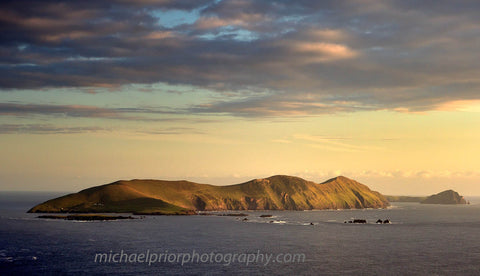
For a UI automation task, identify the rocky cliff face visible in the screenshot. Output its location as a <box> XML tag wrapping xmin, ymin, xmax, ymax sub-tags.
<box><xmin>28</xmin><ymin>175</ymin><xmax>389</xmax><ymax>213</ymax></box>
<box><xmin>421</xmin><ymin>189</ymin><xmax>467</xmax><ymax>204</ymax></box>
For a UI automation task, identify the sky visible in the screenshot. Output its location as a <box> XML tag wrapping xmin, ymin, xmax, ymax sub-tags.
<box><xmin>1</xmin><ymin>0</ymin><xmax>480</xmax><ymax>195</ymax></box>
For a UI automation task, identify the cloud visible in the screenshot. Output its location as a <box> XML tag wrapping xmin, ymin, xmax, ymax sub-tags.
<box><xmin>0</xmin><ymin>102</ymin><xmax>183</xmax><ymax>121</ymax></box>
<box><xmin>434</xmin><ymin>99</ymin><xmax>480</xmax><ymax>112</ymax></box>
<box><xmin>137</xmin><ymin>127</ymin><xmax>205</xmax><ymax>135</ymax></box>
<box><xmin>187</xmin><ymin>94</ymin><xmax>375</xmax><ymax>117</ymax></box>
<box><xmin>0</xmin><ymin>124</ymin><xmax>107</xmax><ymax>134</ymax></box>
<box><xmin>290</xmin><ymin>42</ymin><xmax>357</xmax><ymax>62</ymax></box>
<box><xmin>0</xmin><ymin>124</ymin><xmax>205</xmax><ymax>135</ymax></box>
<box><xmin>2</xmin><ymin>0</ymin><xmax>480</xmax><ymax>116</ymax></box>
<box><xmin>357</xmin><ymin>170</ymin><xmax>480</xmax><ymax>180</ymax></box>
<box><xmin>293</xmin><ymin>134</ymin><xmax>384</xmax><ymax>153</ymax></box>
<box><xmin>0</xmin><ymin>102</ymin><xmax>120</xmax><ymax>118</ymax></box>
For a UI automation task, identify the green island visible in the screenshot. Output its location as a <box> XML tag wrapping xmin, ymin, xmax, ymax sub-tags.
<box><xmin>28</xmin><ymin>175</ymin><xmax>389</xmax><ymax>215</ymax></box>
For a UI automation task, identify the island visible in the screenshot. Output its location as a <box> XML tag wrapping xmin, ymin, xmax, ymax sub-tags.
<box><xmin>421</xmin><ymin>190</ymin><xmax>467</xmax><ymax>204</ymax></box>
<box><xmin>28</xmin><ymin>175</ymin><xmax>389</xmax><ymax>214</ymax></box>
<box><xmin>386</xmin><ymin>189</ymin><xmax>467</xmax><ymax>204</ymax></box>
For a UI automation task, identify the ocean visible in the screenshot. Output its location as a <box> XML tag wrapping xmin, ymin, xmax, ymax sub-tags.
<box><xmin>1</xmin><ymin>192</ymin><xmax>480</xmax><ymax>275</ymax></box>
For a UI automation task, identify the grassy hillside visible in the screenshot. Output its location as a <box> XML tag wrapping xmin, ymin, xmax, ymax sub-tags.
<box><xmin>28</xmin><ymin>175</ymin><xmax>389</xmax><ymax>213</ymax></box>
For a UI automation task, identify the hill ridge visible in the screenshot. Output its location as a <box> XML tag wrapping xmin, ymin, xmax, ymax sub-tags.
<box><xmin>28</xmin><ymin>175</ymin><xmax>389</xmax><ymax>214</ymax></box>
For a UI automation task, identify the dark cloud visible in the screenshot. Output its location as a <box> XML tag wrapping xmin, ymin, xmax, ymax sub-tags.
<box><xmin>188</xmin><ymin>93</ymin><xmax>376</xmax><ymax>117</ymax></box>
<box><xmin>0</xmin><ymin>102</ymin><xmax>181</xmax><ymax>121</ymax></box>
<box><xmin>0</xmin><ymin>102</ymin><xmax>123</xmax><ymax>118</ymax></box>
<box><xmin>2</xmin><ymin>0</ymin><xmax>480</xmax><ymax>116</ymax></box>
<box><xmin>0</xmin><ymin>124</ymin><xmax>107</xmax><ymax>134</ymax></box>
<box><xmin>0</xmin><ymin>123</ymin><xmax>204</xmax><ymax>135</ymax></box>
<box><xmin>0</xmin><ymin>124</ymin><xmax>205</xmax><ymax>135</ymax></box>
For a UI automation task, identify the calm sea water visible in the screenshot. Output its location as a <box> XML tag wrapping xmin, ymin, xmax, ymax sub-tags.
<box><xmin>1</xmin><ymin>192</ymin><xmax>480</xmax><ymax>275</ymax></box>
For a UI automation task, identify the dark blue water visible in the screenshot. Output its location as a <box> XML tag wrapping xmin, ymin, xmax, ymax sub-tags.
<box><xmin>1</xmin><ymin>192</ymin><xmax>480</xmax><ymax>275</ymax></box>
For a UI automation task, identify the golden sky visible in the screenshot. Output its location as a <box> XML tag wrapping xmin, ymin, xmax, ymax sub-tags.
<box><xmin>1</xmin><ymin>1</ymin><xmax>480</xmax><ymax>195</ymax></box>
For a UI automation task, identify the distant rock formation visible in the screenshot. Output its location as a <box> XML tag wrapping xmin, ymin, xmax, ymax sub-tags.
<box><xmin>28</xmin><ymin>175</ymin><xmax>389</xmax><ymax>214</ymax></box>
<box><xmin>345</xmin><ymin>219</ymin><xmax>367</xmax><ymax>224</ymax></box>
<box><xmin>421</xmin><ymin>190</ymin><xmax>467</xmax><ymax>205</ymax></box>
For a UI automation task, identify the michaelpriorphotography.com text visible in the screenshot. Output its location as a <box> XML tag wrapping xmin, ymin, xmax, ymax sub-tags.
<box><xmin>94</xmin><ymin>250</ymin><xmax>306</xmax><ymax>266</ymax></box>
